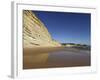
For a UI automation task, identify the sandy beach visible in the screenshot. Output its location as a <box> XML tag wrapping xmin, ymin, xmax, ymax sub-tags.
<box><xmin>23</xmin><ymin>47</ymin><xmax>90</xmax><ymax>69</ymax></box>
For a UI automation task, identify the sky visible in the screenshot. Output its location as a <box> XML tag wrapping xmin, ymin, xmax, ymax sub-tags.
<box><xmin>32</xmin><ymin>11</ymin><xmax>91</xmax><ymax>45</ymax></box>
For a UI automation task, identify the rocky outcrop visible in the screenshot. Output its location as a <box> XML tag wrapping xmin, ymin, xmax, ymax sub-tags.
<box><xmin>23</xmin><ymin>10</ymin><xmax>61</xmax><ymax>47</ymax></box>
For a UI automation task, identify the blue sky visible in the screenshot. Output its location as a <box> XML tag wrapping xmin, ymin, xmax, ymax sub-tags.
<box><xmin>32</xmin><ymin>11</ymin><xmax>91</xmax><ymax>45</ymax></box>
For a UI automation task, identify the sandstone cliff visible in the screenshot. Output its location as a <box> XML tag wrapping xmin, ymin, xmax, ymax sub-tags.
<box><xmin>23</xmin><ymin>10</ymin><xmax>61</xmax><ymax>47</ymax></box>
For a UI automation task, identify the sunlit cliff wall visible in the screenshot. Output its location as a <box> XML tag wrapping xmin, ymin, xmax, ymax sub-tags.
<box><xmin>23</xmin><ymin>10</ymin><xmax>61</xmax><ymax>47</ymax></box>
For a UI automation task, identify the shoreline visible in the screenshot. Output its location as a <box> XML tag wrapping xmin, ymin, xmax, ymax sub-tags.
<box><xmin>23</xmin><ymin>47</ymin><xmax>90</xmax><ymax>69</ymax></box>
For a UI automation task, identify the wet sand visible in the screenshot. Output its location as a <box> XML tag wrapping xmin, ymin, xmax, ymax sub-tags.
<box><xmin>23</xmin><ymin>47</ymin><xmax>90</xmax><ymax>69</ymax></box>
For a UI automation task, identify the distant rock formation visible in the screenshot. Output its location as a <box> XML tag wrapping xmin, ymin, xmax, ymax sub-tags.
<box><xmin>23</xmin><ymin>10</ymin><xmax>61</xmax><ymax>47</ymax></box>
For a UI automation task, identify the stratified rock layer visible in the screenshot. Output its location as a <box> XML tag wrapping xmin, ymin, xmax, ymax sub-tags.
<box><xmin>23</xmin><ymin>10</ymin><xmax>61</xmax><ymax>47</ymax></box>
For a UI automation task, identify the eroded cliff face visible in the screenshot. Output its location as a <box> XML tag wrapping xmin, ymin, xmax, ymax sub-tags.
<box><xmin>23</xmin><ymin>10</ymin><xmax>61</xmax><ymax>47</ymax></box>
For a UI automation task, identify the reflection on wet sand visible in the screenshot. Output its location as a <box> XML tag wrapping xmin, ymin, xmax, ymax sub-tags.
<box><xmin>23</xmin><ymin>47</ymin><xmax>90</xmax><ymax>69</ymax></box>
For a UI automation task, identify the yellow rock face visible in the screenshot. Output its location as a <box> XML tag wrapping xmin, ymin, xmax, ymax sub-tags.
<box><xmin>23</xmin><ymin>10</ymin><xmax>61</xmax><ymax>47</ymax></box>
